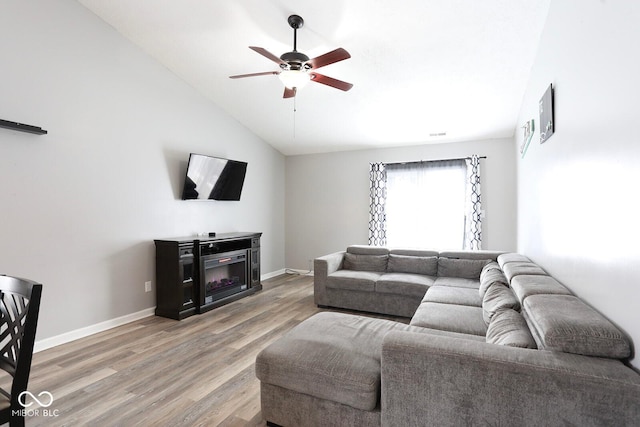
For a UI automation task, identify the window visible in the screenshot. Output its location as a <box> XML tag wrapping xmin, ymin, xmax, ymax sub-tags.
<box><xmin>369</xmin><ymin>156</ymin><xmax>482</xmax><ymax>250</ymax></box>
<box><xmin>385</xmin><ymin>160</ymin><xmax>466</xmax><ymax>248</ymax></box>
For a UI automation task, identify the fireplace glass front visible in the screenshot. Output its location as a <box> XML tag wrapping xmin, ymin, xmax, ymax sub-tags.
<box><xmin>201</xmin><ymin>250</ymin><xmax>248</xmax><ymax>304</ymax></box>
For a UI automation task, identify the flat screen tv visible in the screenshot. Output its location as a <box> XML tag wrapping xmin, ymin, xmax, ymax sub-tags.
<box><xmin>181</xmin><ymin>153</ymin><xmax>248</xmax><ymax>201</ymax></box>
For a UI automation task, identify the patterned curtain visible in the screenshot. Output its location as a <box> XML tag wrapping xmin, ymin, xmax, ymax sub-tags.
<box><xmin>464</xmin><ymin>155</ymin><xmax>482</xmax><ymax>250</ymax></box>
<box><xmin>368</xmin><ymin>163</ymin><xmax>387</xmax><ymax>246</ymax></box>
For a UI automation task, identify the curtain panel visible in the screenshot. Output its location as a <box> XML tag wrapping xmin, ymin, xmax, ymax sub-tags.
<box><xmin>368</xmin><ymin>163</ymin><xmax>387</xmax><ymax>246</ymax></box>
<box><xmin>464</xmin><ymin>155</ymin><xmax>482</xmax><ymax>250</ymax></box>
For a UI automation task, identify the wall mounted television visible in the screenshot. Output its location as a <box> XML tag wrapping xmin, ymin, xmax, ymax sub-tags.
<box><xmin>181</xmin><ymin>153</ymin><xmax>248</xmax><ymax>201</ymax></box>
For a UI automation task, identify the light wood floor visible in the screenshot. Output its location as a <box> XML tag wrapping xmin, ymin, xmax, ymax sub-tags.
<box><xmin>23</xmin><ymin>273</ymin><xmax>322</xmax><ymax>427</ymax></box>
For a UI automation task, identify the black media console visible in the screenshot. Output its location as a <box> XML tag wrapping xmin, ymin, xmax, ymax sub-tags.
<box><xmin>154</xmin><ymin>232</ymin><xmax>262</xmax><ymax>320</ymax></box>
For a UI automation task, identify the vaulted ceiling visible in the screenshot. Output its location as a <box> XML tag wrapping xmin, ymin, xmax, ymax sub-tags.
<box><xmin>77</xmin><ymin>0</ymin><xmax>551</xmax><ymax>155</ymax></box>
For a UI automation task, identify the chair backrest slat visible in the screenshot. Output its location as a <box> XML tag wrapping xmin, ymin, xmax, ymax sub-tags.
<box><xmin>0</xmin><ymin>274</ymin><xmax>43</xmax><ymax>425</ymax></box>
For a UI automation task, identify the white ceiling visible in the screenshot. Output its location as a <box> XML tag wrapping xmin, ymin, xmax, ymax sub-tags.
<box><xmin>77</xmin><ymin>0</ymin><xmax>550</xmax><ymax>156</ymax></box>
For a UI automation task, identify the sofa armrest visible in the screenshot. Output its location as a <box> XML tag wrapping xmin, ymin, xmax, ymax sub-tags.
<box><xmin>381</xmin><ymin>331</ymin><xmax>640</xmax><ymax>427</ymax></box>
<box><xmin>313</xmin><ymin>251</ymin><xmax>345</xmax><ymax>306</ymax></box>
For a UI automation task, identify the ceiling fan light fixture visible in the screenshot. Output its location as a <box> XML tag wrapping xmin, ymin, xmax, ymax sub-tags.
<box><xmin>278</xmin><ymin>69</ymin><xmax>311</xmax><ymax>90</ymax></box>
<box><xmin>229</xmin><ymin>15</ymin><xmax>352</xmax><ymax>98</ymax></box>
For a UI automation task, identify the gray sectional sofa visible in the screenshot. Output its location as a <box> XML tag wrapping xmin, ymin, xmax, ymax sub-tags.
<box><xmin>256</xmin><ymin>245</ymin><xmax>640</xmax><ymax>426</ymax></box>
<box><xmin>313</xmin><ymin>245</ymin><xmax>504</xmax><ymax>318</ymax></box>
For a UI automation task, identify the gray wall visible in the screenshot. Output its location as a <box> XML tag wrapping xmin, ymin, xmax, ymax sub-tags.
<box><xmin>0</xmin><ymin>0</ymin><xmax>285</xmax><ymax>342</ymax></box>
<box><xmin>515</xmin><ymin>1</ymin><xmax>640</xmax><ymax>368</ymax></box>
<box><xmin>285</xmin><ymin>138</ymin><xmax>517</xmax><ymax>270</ymax></box>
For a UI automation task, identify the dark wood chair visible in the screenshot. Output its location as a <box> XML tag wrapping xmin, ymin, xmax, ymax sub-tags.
<box><xmin>0</xmin><ymin>275</ymin><xmax>43</xmax><ymax>427</ymax></box>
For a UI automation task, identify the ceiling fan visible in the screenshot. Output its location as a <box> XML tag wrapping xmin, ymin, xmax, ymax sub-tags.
<box><xmin>229</xmin><ymin>14</ymin><xmax>353</xmax><ymax>98</ymax></box>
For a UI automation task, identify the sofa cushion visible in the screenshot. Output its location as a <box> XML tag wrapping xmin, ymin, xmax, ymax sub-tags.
<box><xmin>387</xmin><ymin>254</ymin><xmax>438</xmax><ymax>276</ymax></box>
<box><xmin>410</xmin><ymin>327</ymin><xmax>486</xmax><ymax>342</ymax></box>
<box><xmin>479</xmin><ymin>261</ymin><xmax>509</xmax><ymax>298</ymax></box>
<box><xmin>255</xmin><ymin>312</ymin><xmax>432</xmax><ymax>411</ymax></box>
<box><xmin>523</xmin><ymin>295</ymin><xmax>631</xmax><ymax>359</ymax></box>
<box><xmin>346</xmin><ymin>245</ymin><xmax>389</xmax><ymax>255</ymax></box>
<box><xmin>510</xmin><ymin>274</ymin><xmax>571</xmax><ymax>304</ymax></box>
<box><xmin>389</xmin><ymin>248</ymin><xmax>439</xmax><ymax>257</ymax></box>
<box><xmin>482</xmin><ymin>283</ymin><xmax>521</xmax><ymax>324</ymax></box>
<box><xmin>486</xmin><ymin>308</ymin><xmax>537</xmax><ymax>349</ymax></box>
<box><xmin>422</xmin><ymin>286</ymin><xmax>482</xmax><ymax>307</ymax></box>
<box><xmin>343</xmin><ymin>253</ymin><xmax>388</xmax><ymax>272</ymax></box>
<box><xmin>432</xmin><ymin>276</ymin><xmax>480</xmax><ymax>289</ymax></box>
<box><xmin>376</xmin><ymin>273</ymin><xmax>434</xmax><ymax>298</ymax></box>
<box><xmin>326</xmin><ymin>270</ymin><xmax>381</xmax><ymax>292</ymax></box>
<box><xmin>502</xmin><ymin>262</ymin><xmax>547</xmax><ymax>282</ymax></box>
<box><xmin>439</xmin><ymin>250</ymin><xmax>503</xmax><ymax>261</ymax></box>
<box><xmin>497</xmin><ymin>252</ymin><xmax>531</xmax><ymax>269</ymax></box>
<box><xmin>437</xmin><ymin>257</ymin><xmax>490</xmax><ymax>279</ymax></box>
<box><xmin>410</xmin><ymin>302</ymin><xmax>487</xmax><ymax>336</ymax></box>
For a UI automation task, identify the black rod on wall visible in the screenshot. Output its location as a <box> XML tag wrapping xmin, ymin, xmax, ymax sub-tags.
<box><xmin>0</xmin><ymin>119</ymin><xmax>47</xmax><ymax>135</ymax></box>
<box><xmin>382</xmin><ymin>156</ymin><xmax>487</xmax><ymax>166</ymax></box>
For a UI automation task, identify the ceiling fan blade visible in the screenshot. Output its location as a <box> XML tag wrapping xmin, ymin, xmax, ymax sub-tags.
<box><xmin>307</xmin><ymin>48</ymin><xmax>351</xmax><ymax>69</ymax></box>
<box><xmin>283</xmin><ymin>87</ymin><xmax>297</xmax><ymax>98</ymax></box>
<box><xmin>310</xmin><ymin>73</ymin><xmax>353</xmax><ymax>91</ymax></box>
<box><xmin>229</xmin><ymin>71</ymin><xmax>279</xmax><ymax>79</ymax></box>
<box><xmin>249</xmin><ymin>46</ymin><xmax>287</xmax><ymax>66</ymax></box>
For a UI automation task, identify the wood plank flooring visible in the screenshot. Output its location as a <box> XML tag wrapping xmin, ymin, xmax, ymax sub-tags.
<box><xmin>22</xmin><ymin>273</ymin><xmax>322</xmax><ymax>427</ymax></box>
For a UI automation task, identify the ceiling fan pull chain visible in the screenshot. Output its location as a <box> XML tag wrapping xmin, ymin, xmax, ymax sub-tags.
<box><xmin>292</xmin><ymin>96</ymin><xmax>297</xmax><ymax>143</ymax></box>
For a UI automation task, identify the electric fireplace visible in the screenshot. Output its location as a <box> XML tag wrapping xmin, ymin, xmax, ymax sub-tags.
<box><xmin>154</xmin><ymin>232</ymin><xmax>262</xmax><ymax>320</ymax></box>
<box><xmin>201</xmin><ymin>250</ymin><xmax>248</xmax><ymax>305</ymax></box>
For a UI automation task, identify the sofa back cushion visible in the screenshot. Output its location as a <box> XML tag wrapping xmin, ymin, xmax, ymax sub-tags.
<box><xmin>387</xmin><ymin>254</ymin><xmax>438</xmax><ymax>276</ymax></box>
<box><xmin>510</xmin><ymin>274</ymin><xmax>571</xmax><ymax>304</ymax></box>
<box><xmin>479</xmin><ymin>262</ymin><xmax>508</xmax><ymax>298</ymax></box>
<box><xmin>343</xmin><ymin>253</ymin><xmax>388</xmax><ymax>272</ymax></box>
<box><xmin>389</xmin><ymin>248</ymin><xmax>439</xmax><ymax>258</ymax></box>
<box><xmin>523</xmin><ymin>294</ymin><xmax>631</xmax><ymax>359</ymax></box>
<box><xmin>502</xmin><ymin>262</ymin><xmax>547</xmax><ymax>282</ymax></box>
<box><xmin>482</xmin><ymin>283</ymin><xmax>520</xmax><ymax>324</ymax></box>
<box><xmin>346</xmin><ymin>245</ymin><xmax>389</xmax><ymax>256</ymax></box>
<box><xmin>497</xmin><ymin>252</ymin><xmax>531</xmax><ymax>269</ymax></box>
<box><xmin>437</xmin><ymin>257</ymin><xmax>490</xmax><ymax>279</ymax></box>
<box><xmin>486</xmin><ymin>308</ymin><xmax>537</xmax><ymax>349</ymax></box>
<box><xmin>440</xmin><ymin>250</ymin><xmax>503</xmax><ymax>261</ymax></box>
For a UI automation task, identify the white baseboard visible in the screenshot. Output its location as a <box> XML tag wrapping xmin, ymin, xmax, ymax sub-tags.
<box><xmin>34</xmin><ymin>268</ymin><xmax>299</xmax><ymax>353</ymax></box>
<box><xmin>34</xmin><ymin>307</ymin><xmax>155</xmax><ymax>353</ymax></box>
<box><xmin>262</xmin><ymin>268</ymin><xmax>313</xmax><ymax>278</ymax></box>
<box><xmin>261</xmin><ymin>269</ymin><xmax>286</xmax><ymax>280</ymax></box>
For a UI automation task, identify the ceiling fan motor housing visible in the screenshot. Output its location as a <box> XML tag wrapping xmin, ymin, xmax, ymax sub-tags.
<box><xmin>280</xmin><ymin>51</ymin><xmax>311</xmax><ymax>70</ymax></box>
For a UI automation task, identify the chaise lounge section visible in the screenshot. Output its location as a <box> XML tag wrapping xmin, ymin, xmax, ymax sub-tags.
<box><xmin>256</xmin><ymin>247</ymin><xmax>640</xmax><ymax>426</ymax></box>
